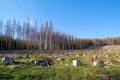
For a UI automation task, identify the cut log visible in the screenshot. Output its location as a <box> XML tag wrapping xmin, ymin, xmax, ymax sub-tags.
<box><xmin>73</xmin><ymin>60</ymin><xmax>81</xmax><ymax>66</ymax></box>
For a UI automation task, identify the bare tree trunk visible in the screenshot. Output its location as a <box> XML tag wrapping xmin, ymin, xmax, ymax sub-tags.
<box><xmin>49</xmin><ymin>32</ymin><xmax>52</xmax><ymax>51</ymax></box>
<box><xmin>44</xmin><ymin>30</ymin><xmax>48</xmax><ymax>51</ymax></box>
<box><xmin>0</xmin><ymin>20</ymin><xmax>2</xmax><ymax>50</ymax></box>
<box><xmin>39</xmin><ymin>33</ymin><xmax>42</xmax><ymax>51</ymax></box>
<box><xmin>44</xmin><ymin>22</ymin><xmax>48</xmax><ymax>51</ymax></box>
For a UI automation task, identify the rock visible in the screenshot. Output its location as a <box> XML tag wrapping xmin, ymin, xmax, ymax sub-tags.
<box><xmin>93</xmin><ymin>55</ymin><xmax>97</xmax><ymax>59</ymax></box>
<box><xmin>93</xmin><ymin>61</ymin><xmax>98</xmax><ymax>67</ymax></box>
<box><xmin>116</xmin><ymin>58</ymin><xmax>120</xmax><ymax>62</ymax></box>
<box><xmin>104</xmin><ymin>60</ymin><xmax>114</xmax><ymax>66</ymax></box>
<box><xmin>89</xmin><ymin>58</ymin><xmax>94</xmax><ymax>62</ymax></box>
<box><xmin>105</xmin><ymin>55</ymin><xmax>109</xmax><ymax>59</ymax></box>
<box><xmin>29</xmin><ymin>60</ymin><xmax>34</xmax><ymax>63</ymax></box>
<box><xmin>10</xmin><ymin>65</ymin><xmax>21</xmax><ymax>69</ymax></box>
<box><xmin>72</xmin><ymin>60</ymin><xmax>81</xmax><ymax>66</ymax></box>
<box><xmin>2</xmin><ymin>57</ymin><xmax>14</xmax><ymax>65</ymax></box>
<box><xmin>65</xmin><ymin>64</ymin><xmax>68</xmax><ymax>66</ymax></box>
<box><xmin>57</xmin><ymin>58</ymin><xmax>64</xmax><ymax>61</ymax></box>
<box><xmin>93</xmin><ymin>61</ymin><xmax>106</xmax><ymax>67</ymax></box>
<box><xmin>25</xmin><ymin>53</ymin><xmax>30</xmax><ymax>58</ymax></box>
<box><xmin>65</xmin><ymin>54</ymin><xmax>69</xmax><ymax>57</ymax></box>
<box><xmin>75</xmin><ymin>55</ymin><xmax>79</xmax><ymax>57</ymax></box>
<box><xmin>83</xmin><ymin>54</ymin><xmax>86</xmax><ymax>57</ymax></box>
<box><xmin>26</xmin><ymin>60</ymin><xmax>34</xmax><ymax>64</ymax></box>
<box><xmin>99</xmin><ymin>61</ymin><xmax>106</xmax><ymax>67</ymax></box>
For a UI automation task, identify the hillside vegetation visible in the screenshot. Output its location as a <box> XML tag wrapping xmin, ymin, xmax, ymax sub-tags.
<box><xmin>0</xmin><ymin>45</ymin><xmax>120</xmax><ymax>80</ymax></box>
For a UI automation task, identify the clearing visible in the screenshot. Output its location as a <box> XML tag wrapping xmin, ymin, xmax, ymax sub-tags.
<box><xmin>0</xmin><ymin>45</ymin><xmax>120</xmax><ymax>80</ymax></box>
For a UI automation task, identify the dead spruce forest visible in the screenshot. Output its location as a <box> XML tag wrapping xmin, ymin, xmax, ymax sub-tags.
<box><xmin>0</xmin><ymin>19</ymin><xmax>120</xmax><ymax>50</ymax></box>
<box><xmin>1</xmin><ymin>19</ymin><xmax>120</xmax><ymax>80</ymax></box>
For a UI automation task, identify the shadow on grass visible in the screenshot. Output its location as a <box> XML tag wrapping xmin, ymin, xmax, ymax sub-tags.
<box><xmin>0</xmin><ymin>74</ymin><xmax>43</xmax><ymax>80</ymax></box>
<box><xmin>0</xmin><ymin>74</ymin><xmax>14</xmax><ymax>80</ymax></box>
<box><xmin>14</xmin><ymin>61</ymin><xmax>25</xmax><ymax>64</ymax></box>
<box><xmin>16</xmin><ymin>75</ymin><xmax>43</xmax><ymax>80</ymax></box>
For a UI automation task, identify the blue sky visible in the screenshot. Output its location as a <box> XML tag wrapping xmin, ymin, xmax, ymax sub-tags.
<box><xmin>0</xmin><ymin>0</ymin><xmax>120</xmax><ymax>38</ymax></box>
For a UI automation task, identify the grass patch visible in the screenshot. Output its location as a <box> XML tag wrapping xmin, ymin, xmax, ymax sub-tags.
<box><xmin>1</xmin><ymin>50</ymin><xmax>120</xmax><ymax>80</ymax></box>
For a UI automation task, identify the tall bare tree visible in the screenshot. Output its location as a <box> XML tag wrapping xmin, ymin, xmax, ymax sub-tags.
<box><xmin>26</xmin><ymin>18</ymin><xmax>31</xmax><ymax>50</ymax></box>
<box><xmin>0</xmin><ymin>20</ymin><xmax>3</xmax><ymax>49</ymax></box>
<box><xmin>0</xmin><ymin>20</ymin><xmax>3</xmax><ymax>35</ymax></box>
<box><xmin>16</xmin><ymin>22</ymin><xmax>22</xmax><ymax>39</ymax></box>
<box><xmin>49</xmin><ymin>21</ymin><xmax>53</xmax><ymax>51</ymax></box>
<box><xmin>44</xmin><ymin>21</ymin><xmax>49</xmax><ymax>51</ymax></box>
<box><xmin>5</xmin><ymin>19</ymin><xmax>12</xmax><ymax>49</ymax></box>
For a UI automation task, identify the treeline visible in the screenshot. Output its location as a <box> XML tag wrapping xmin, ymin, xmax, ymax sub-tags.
<box><xmin>0</xmin><ymin>19</ymin><xmax>120</xmax><ymax>50</ymax></box>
